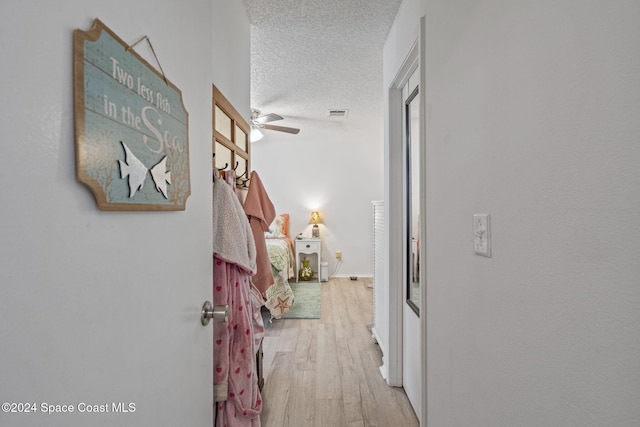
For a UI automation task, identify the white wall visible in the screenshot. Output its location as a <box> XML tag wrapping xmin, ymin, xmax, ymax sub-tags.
<box><xmin>211</xmin><ymin>0</ymin><xmax>250</xmax><ymax>116</ymax></box>
<box><xmin>0</xmin><ymin>1</ymin><xmax>249</xmax><ymax>425</ymax></box>
<box><xmin>385</xmin><ymin>0</ymin><xmax>640</xmax><ymax>425</ymax></box>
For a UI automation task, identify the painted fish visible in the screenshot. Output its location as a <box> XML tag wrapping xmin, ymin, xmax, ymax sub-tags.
<box><xmin>150</xmin><ymin>156</ymin><xmax>171</xmax><ymax>199</ymax></box>
<box><xmin>118</xmin><ymin>141</ymin><xmax>148</xmax><ymax>198</ymax></box>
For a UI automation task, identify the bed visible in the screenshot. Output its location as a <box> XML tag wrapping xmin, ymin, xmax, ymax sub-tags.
<box><xmin>263</xmin><ymin>213</ymin><xmax>296</xmax><ymax>319</ymax></box>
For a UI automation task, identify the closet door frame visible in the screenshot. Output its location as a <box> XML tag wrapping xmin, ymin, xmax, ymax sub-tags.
<box><xmin>387</xmin><ymin>36</ymin><xmax>419</xmax><ymax>388</ymax></box>
<box><xmin>386</xmin><ymin>16</ymin><xmax>427</xmax><ymax>424</ymax></box>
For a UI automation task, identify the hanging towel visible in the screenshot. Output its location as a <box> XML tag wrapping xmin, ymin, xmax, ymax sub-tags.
<box><xmin>243</xmin><ymin>171</ymin><xmax>276</xmax><ymax>295</ymax></box>
<box><xmin>224</xmin><ymin>169</ymin><xmax>237</xmax><ymax>194</ymax></box>
<box><xmin>213</xmin><ymin>179</ymin><xmax>256</xmax><ymax>273</ymax></box>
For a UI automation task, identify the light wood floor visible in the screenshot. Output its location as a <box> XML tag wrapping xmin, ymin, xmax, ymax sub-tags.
<box><xmin>260</xmin><ymin>277</ymin><xmax>418</xmax><ymax>427</ymax></box>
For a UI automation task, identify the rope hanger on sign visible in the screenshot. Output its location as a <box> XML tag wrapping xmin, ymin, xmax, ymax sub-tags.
<box><xmin>125</xmin><ymin>35</ymin><xmax>168</xmax><ymax>85</ymax></box>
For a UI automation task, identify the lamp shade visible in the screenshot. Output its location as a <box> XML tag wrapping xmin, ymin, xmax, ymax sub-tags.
<box><xmin>309</xmin><ymin>211</ymin><xmax>321</xmax><ymax>224</ymax></box>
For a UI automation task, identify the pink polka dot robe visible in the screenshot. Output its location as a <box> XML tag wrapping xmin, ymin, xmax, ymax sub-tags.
<box><xmin>213</xmin><ymin>179</ymin><xmax>263</xmax><ymax>426</ymax></box>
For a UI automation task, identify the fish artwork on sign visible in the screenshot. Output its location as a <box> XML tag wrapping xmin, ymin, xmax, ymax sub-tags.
<box><xmin>118</xmin><ymin>141</ymin><xmax>148</xmax><ymax>198</ymax></box>
<box><xmin>150</xmin><ymin>156</ymin><xmax>171</xmax><ymax>199</ymax></box>
<box><xmin>117</xmin><ymin>141</ymin><xmax>172</xmax><ymax>200</ymax></box>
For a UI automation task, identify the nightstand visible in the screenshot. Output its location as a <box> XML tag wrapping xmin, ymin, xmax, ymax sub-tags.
<box><xmin>294</xmin><ymin>238</ymin><xmax>322</xmax><ymax>282</ymax></box>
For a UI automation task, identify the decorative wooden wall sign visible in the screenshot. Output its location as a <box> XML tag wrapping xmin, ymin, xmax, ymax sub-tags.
<box><xmin>74</xmin><ymin>19</ymin><xmax>190</xmax><ymax>210</ymax></box>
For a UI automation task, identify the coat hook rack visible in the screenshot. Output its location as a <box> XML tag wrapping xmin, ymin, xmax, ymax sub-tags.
<box><xmin>213</xmin><ymin>154</ymin><xmax>229</xmax><ymax>171</ymax></box>
<box><xmin>236</xmin><ymin>169</ymin><xmax>251</xmax><ymax>188</ymax></box>
<box><xmin>236</xmin><ymin>177</ymin><xmax>249</xmax><ymax>188</ymax></box>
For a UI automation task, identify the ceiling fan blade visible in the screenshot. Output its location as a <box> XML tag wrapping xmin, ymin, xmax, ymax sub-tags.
<box><xmin>255</xmin><ymin>113</ymin><xmax>283</xmax><ymax>124</ymax></box>
<box><xmin>262</xmin><ymin>124</ymin><xmax>300</xmax><ymax>134</ymax></box>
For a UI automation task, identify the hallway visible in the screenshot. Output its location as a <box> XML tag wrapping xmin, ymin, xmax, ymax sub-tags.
<box><xmin>260</xmin><ymin>278</ymin><xmax>418</xmax><ymax>426</ymax></box>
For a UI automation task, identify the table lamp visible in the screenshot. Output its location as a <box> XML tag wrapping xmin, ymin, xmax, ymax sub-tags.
<box><xmin>309</xmin><ymin>211</ymin><xmax>321</xmax><ymax>238</ymax></box>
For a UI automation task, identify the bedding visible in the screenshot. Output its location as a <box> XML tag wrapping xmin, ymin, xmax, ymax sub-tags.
<box><xmin>263</xmin><ymin>214</ymin><xmax>296</xmax><ymax>319</ymax></box>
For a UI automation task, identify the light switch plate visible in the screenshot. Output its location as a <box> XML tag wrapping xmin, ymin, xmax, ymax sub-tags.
<box><xmin>473</xmin><ymin>214</ymin><xmax>491</xmax><ymax>257</ymax></box>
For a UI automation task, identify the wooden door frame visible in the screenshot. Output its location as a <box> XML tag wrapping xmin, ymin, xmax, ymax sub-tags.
<box><xmin>212</xmin><ymin>84</ymin><xmax>251</xmax><ymax>186</ymax></box>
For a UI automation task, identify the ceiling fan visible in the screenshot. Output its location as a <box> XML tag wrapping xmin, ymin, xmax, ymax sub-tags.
<box><xmin>250</xmin><ymin>109</ymin><xmax>300</xmax><ymax>142</ymax></box>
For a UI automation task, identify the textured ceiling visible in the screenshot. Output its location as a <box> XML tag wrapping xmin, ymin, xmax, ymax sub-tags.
<box><xmin>242</xmin><ymin>0</ymin><xmax>402</xmax><ymax>137</ymax></box>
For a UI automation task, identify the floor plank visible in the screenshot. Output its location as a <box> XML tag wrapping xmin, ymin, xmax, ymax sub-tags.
<box><xmin>260</xmin><ymin>277</ymin><xmax>419</xmax><ymax>427</ymax></box>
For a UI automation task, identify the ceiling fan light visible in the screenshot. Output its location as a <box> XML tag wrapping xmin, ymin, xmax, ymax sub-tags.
<box><xmin>250</xmin><ymin>128</ymin><xmax>264</xmax><ymax>142</ymax></box>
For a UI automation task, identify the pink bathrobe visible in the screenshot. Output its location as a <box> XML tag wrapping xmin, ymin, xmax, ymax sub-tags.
<box><xmin>243</xmin><ymin>171</ymin><xmax>276</xmax><ymax>296</ymax></box>
<box><xmin>213</xmin><ymin>179</ymin><xmax>262</xmax><ymax>427</ymax></box>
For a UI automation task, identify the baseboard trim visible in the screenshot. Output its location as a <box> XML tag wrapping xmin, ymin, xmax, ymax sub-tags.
<box><xmin>371</xmin><ymin>326</ymin><xmax>385</xmax><ymax>355</ymax></box>
<box><xmin>330</xmin><ymin>274</ymin><xmax>374</xmax><ymax>279</ymax></box>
